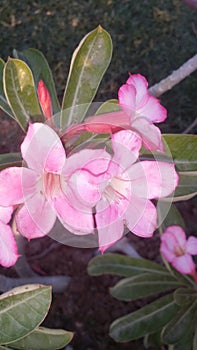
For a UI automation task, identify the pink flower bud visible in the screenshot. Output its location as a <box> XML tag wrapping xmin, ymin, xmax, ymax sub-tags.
<box><xmin>37</xmin><ymin>80</ymin><xmax>52</xmax><ymax>120</ymax></box>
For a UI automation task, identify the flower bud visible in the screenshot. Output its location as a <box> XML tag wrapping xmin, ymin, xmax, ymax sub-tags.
<box><xmin>37</xmin><ymin>80</ymin><xmax>52</xmax><ymax>120</ymax></box>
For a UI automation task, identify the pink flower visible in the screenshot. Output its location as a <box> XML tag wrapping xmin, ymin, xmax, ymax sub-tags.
<box><xmin>160</xmin><ymin>226</ymin><xmax>197</xmax><ymax>278</ymax></box>
<box><xmin>73</xmin><ymin>130</ymin><xmax>178</xmax><ymax>252</ymax></box>
<box><xmin>37</xmin><ymin>80</ymin><xmax>52</xmax><ymax>120</ymax></box>
<box><xmin>0</xmin><ymin>206</ymin><xmax>19</xmax><ymax>267</ymax></box>
<box><xmin>70</xmin><ymin>74</ymin><xmax>167</xmax><ymax>152</ymax></box>
<box><xmin>0</xmin><ymin>123</ymin><xmax>108</xmax><ymax>239</ymax></box>
<box><xmin>118</xmin><ymin>74</ymin><xmax>167</xmax><ymax>151</ymax></box>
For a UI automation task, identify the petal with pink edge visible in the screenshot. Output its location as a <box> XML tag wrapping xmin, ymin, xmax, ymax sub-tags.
<box><xmin>112</xmin><ymin>130</ymin><xmax>142</xmax><ymax>167</ymax></box>
<box><xmin>172</xmin><ymin>254</ymin><xmax>196</xmax><ymax>275</ymax></box>
<box><xmin>164</xmin><ymin>226</ymin><xmax>186</xmax><ymax>248</ymax></box>
<box><xmin>128</xmin><ymin>161</ymin><xmax>178</xmax><ymax>199</ymax></box>
<box><xmin>125</xmin><ymin>198</ymin><xmax>157</xmax><ymax>237</ymax></box>
<box><xmin>53</xmin><ymin>194</ymin><xmax>94</xmax><ymax>235</ymax></box>
<box><xmin>21</xmin><ymin>123</ymin><xmax>66</xmax><ymax>173</ymax></box>
<box><xmin>118</xmin><ymin>84</ymin><xmax>137</xmax><ymax>118</ymax></box>
<box><xmin>160</xmin><ymin>234</ymin><xmax>177</xmax><ymax>262</ymax></box>
<box><xmin>85</xmin><ymin>110</ymin><xmax>130</xmax><ymax>134</ymax></box>
<box><xmin>131</xmin><ymin>117</ymin><xmax>164</xmax><ymax>151</ymax></box>
<box><xmin>0</xmin><ymin>206</ymin><xmax>13</xmax><ymax>224</ymax></box>
<box><xmin>138</xmin><ymin>95</ymin><xmax>167</xmax><ymax>123</ymax></box>
<box><xmin>0</xmin><ymin>222</ymin><xmax>19</xmax><ymax>267</ymax></box>
<box><xmin>186</xmin><ymin>236</ymin><xmax>197</xmax><ymax>255</ymax></box>
<box><xmin>16</xmin><ymin>194</ymin><xmax>56</xmax><ymax>239</ymax></box>
<box><xmin>98</xmin><ymin>220</ymin><xmax>124</xmax><ymax>253</ymax></box>
<box><xmin>126</xmin><ymin>74</ymin><xmax>148</xmax><ymax>105</ymax></box>
<box><xmin>0</xmin><ymin>167</ymin><xmax>25</xmax><ymax>206</ymax></box>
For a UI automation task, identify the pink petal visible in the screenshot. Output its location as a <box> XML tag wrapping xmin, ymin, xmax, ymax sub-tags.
<box><xmin>126</xmin><ymin>74</ymin><xmax>148</xmax><ymax>105</ymax></box>
<box><xmin>112</xmin><ymin>130</ymin><xmax>142</xmax><ymax>167</ymax></box>
<box><xmin>186</xmin><ymin>236</ymin><xmax>197</xmax><ymax>255</ymax></box>
<box><xmin>85</xmin><ymin>110</ymin><xmax>130</xmax><ymax>134</ymax></box>
<box><xmin>128</xmin><ymin>161</ymin><xmax>178</xmax><ymax>199</ymax></box>
<box><xmin>0</xmin><ymin>206</ymin><xmax>13</xmax><ymax>224</ymax></box>
<box><xmin>160</xmin><ymin>234</ymin><xmax>177</xmax><ymax>262</ymax></box>
<box><xmin>0</xmin><ymin>222</ymin><xmax>19</xmax><ymax>267</ymax></box>
<box><xmin>164</xmin><ymin>226</ymin><xmax>187</xmax><ymax>248</ymax></box>
<box><xmin>98</xmin><ymin>220</ymin><xmax>124</xmax><ymax>253</ymax></box>
<box><xmin>131</xmin><ymin>117</ymin><xmax>164</xmax><ymax>151</ymax></box>
<box><xmin>53</xmin><ymin>194</ymin><xmax>94</xmax><ymax>235</ymax></box>
<box><xmin>138</xmin><ymin>95</ymin><xmax>167</xmax><ymax>123</ymax></box>
<box><xmin>16</xmin><ymin>195</ymin><xmax>56</xmax><ymax>239</ymax></box>
<box><xmin>21</xmin><ymin>123</ymin><xmax>66</xmax><ymax>173</ymax></box>
<box><xmin>125</xmin><ymin>198</ymin><xmax>157</xmax><ymax>237</ymax></box>
<box><xmin>0</xmin><ymin>167</ymin><xmax>24</xmax><ymax>206</ymax></box>
<box><xmin>118</xmin><ymin>84</ymin><xmax>137</xmax><ymax>115</ymax></box>
<box><xmin>172</xmin><ymin>254</ymin><xmax>196</xmax><ymax>275</ymax></box>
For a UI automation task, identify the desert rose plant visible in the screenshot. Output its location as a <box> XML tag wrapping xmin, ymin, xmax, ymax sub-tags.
<box><xmin>0</xmin><ymin>26</ymin><xmax>197</xmax><ymax>349</ymax></box>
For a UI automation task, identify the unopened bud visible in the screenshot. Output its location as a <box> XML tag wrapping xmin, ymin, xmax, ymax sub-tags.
<box><xmin>37</xmin><ymin>80</ymin><xmax>52</xmax><ymax>120</ymax></box>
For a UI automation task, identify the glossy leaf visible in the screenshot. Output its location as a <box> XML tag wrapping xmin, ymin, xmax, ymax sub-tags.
<box><xmin>162</xmin><ymin>134</ymin><xmax>197</xmax><ymax>171</ymax></box>
<box><xmin>95</xmin><ymin>99</ymin><xmax>120</xmax><ymax>115</ymax></box>
<box><xmin>174</xmin><ymin>287</ymin><xmax>197</xmax><ymax>306</ymax></box>
<box><xmin>61</xmin><ymin>25</ymin><xmax>112</xmax><ymax>127</ymax></box>
<box><xmin>110</xmin><ymin>273</ymin><xmax>183</xmax><ymax>301</ymax></box>
<box><xmin>0</xmin><ymin>284</ymin><xmax>51</xmax><ymax>345</ymax></box>
<box><xmin>144</xmin><ymin>331</ymin><xmax>162</xmax><ymax>349</ymax></box>
<box><xmin>88</xmin><ymin>253</ymin><xmax>168</xmax><ymax>277</ymax></box>
<box><xmin>7</xmin><ymin>327</ymin><xmax>73</xmax><ymax>350</ymax></box>
<box><xmin>14</xmin><ymin>48</ymin><xmax>60</xmax><ymax>116</ymax></box>
<box><xmin>3</xmin><ymin>58</ymin><xmax>42</xmax><ymax>130</ymax></box>
<box><xmin>110</xmin><ymin>293</ymin><xmax>179</xmax><ymax>342</ymax></box>
<box><xmin>161</xmin><ymin>301</ymin><xmax>197</xmax><ymax>344</ymax></box>
<box><xmin>0</xmin><ymin>152</ymin><xmax>22</xmax><ymax>171</ymax></box>
<box><xmin>0</xmin><ymin>58</ymin><xmax>13</xmax><ymax>118</ymax></box>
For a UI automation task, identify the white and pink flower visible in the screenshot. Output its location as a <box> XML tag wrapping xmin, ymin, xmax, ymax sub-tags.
<box><xmin>0</xmin><ymin>206</ymin><xmax>19</xmax><ymax>267</ymax></box>
<box><xmin>160</xmin><ymin>225</ymin><xmax>197</xmax><ymax>280</ymax></box>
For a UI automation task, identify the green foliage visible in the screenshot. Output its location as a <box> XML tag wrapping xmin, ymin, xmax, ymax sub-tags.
<box><xmin>0</xmin><ymin>284</ymin><xmax>73</xmax><ymax>350</ymax></box>
<box><xmin>88</xmin><ymin>253</ymin><xmax>197</xmax><ymax>347</ymax></box>
<box><xmin>61</xmin><ymin>25</ymin><xmax>112</xmax><ymax>127</ymax></box>
<box><xmin>13</xmin><ymin>48</ymin><xmax>60</xmax><ymax>116</ymax></box>
<box><xmin>3</xmin><ymin>58</ymin><xmax>42</xmax><ymax>130</ymax></box>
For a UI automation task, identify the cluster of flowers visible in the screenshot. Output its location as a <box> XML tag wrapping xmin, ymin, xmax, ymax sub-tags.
<box><xmin>0</xmin><ymin>73</ymin><xmax>196</xmax><ymax>280</ymax></box>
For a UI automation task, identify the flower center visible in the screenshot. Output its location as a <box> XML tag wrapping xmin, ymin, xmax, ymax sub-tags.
<box><xmin>174</xmin><ymin>245</ymin><xmax>186</xmax><ymax>257</ymax></box>
<box><xmin>43</xmin><ymin>172</ymin><xmax>62</xmax><ymax>199</ymax></box>
<box><xmin>104</xmin><ymin>176</ymin><xmax>129</xmax><ymax>204</ymax></box>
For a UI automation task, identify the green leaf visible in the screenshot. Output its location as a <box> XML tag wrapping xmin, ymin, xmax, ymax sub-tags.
<box><xmin>109</xmin><ymin>293</ymin><xmax>179</xmax><ymax>342</ymax></box>
<box><xmin>162</xmin><ymin>134</ymin><xmax>197</xmax><ymax>171</ymax></box>
<box><xmin>14</xmin><ymin>48</ymin><xmax>60</xmax><ymax>116</ymax></box>
<box><xmin>0</xmin><ymin>284</ymin><xmax>52</xmax><ymax>345</ymax></box>
<box><xmin>7</xmin><ymin>327</ymin><xmax>73</xmax><ymax>350</ymax></box>
<box><xmin>0</xmin><ymin>58</ymin><xmax>14</xmax><ymax>118</ymax></box>
<box><xmin>174</xmin><ymin>288</ymin><xmax>197</xmax><ymax>306</ymax></box>
<box><xmin>61</xmin><ymin>25</ymin><xmax>112</xmax><ymax>127</ymax></box>
<box><xmin>0</xmin><ymin>346</ymin><xmax>11</xmax><ymax>349</ymax></box>
<box><xmin>157</xmin><ymin>201</ymin><xmax>185</xmax><ymax>231</ymax></box>
<box><xmin>0</xmin><ymin>152</ymin><xmax>22</xmax><ymax>171</ymax></box>
<box><xmin>88</xmin><ymin>253</ymin><xmax>169</xmax><ymax>277</ymax></box>
<box><xmin>161</xmin><ymin>301</ymin><xmax>197</xmax><ymax>344</ymax></box>
<box><xmin>95</xmin><ymin>99</ymin><xmax>120</xmax><ymax>115</ymax></box>
<box><xmin>171</xmin><ymin>172</ymin><xmax>197</xmax><ymax>200</ymax></box>
<box><xmin>3</xmin><ymin>58</ymin><xmax>42</xmax><ymax>131</ymax></box>
<box><xmin>110</xmin><ymin>273</ymin><xmax>183</xmax><ymax>301</ymax></box>
<box><xmin>144</xmin><ymin>331</ymin><xmax>163</xmax><ymax>349</ymax></box>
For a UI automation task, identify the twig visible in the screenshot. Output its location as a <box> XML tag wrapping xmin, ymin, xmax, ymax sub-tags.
<box><xmin>182</xmin><ymin>117</ymin><xmax>197</xmax><ymax>134</ymax></box>
<box><xmin>149</xmin><ymin>54</ymin><xmax>197</xmax><ymax>97</ymax></box>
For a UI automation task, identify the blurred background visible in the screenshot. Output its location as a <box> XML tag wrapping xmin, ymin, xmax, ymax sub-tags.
<box><xmin>1</xmin><ymin>0</ymin><xmax>197</xmax><ymax>133</ymax></box>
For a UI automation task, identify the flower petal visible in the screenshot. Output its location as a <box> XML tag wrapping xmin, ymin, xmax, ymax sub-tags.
<box><xmin>164</xmin><ymin>226</ymin><xmax>187</xmax><ymax>248</ymax></box>
<box><xmin>0</xmin><ymin>222</ymin><xmax>19</xmax><ymax>267</ymax></box>
<box><xmin>118</xmin><ymin>83</ymin><xmax>137</xmax><ymax>115</ymax></box>
<box><xmin>53</xmin><ymin>194</ymin><xmax>94</xmax><ymax>235</ymax></box>
<box><xmin>112</xmin><ymin>130</ymin><xmax>142</xmax><ymax>167</ymax></box>
<box><xmin>0</xmin><ymin>206</ymin><xmax>13</xmax><ymax>224</ymax></box>
<box><xmin>16</xmin><ymin>195</ymin><xmax>56</xmax><ymax>239</ymax></box>
<box><xmin>128</xmin><ymin>161</ymin><xmax>178</xmax><ymax>199</ymax></box>
<box><xmin>131</xmin><ymin>117</ymin><xmax>164</xmax><ymax>151</ymax></box>
<box><xmin>85</xmin><ymin>110</ymin><xmax>130</xmax><ymax>134</ymax></box>
<box><xmin>186</xmin><ymin>236</ymin><xmax>197</xmax><ymax>255</ymax></box>
<box><xmin>21</xmin><ymin>123</ymin><xmax>66</xmax><ymax>173</ymax></box>
<box><xmin>172</xmin><ymin>254</ymin><xmax>196</xmax><ymax>275</ymax></box>
<box><xmin>126</xmin><ymin>74</ymin><xmax>148</xmax><ymax>105</ymax></box>
<box><xmin>98</xmin><ymin>220</ymin><xmax>124</xmax><ymax>253</ymax></box>
<box><xmin>0</xmin><ymin>167</ymin><xmax>24</xmax><ymax>206</ymax></box>
<box><xmin>125</xmin><ymin>198</ymin><xmax>157</xmax><ymax>237</ymax></box>
<box><xmin>138</xmin><ymin>95</ymin><xmax>167</xmax><ymax>123</ymax></box>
